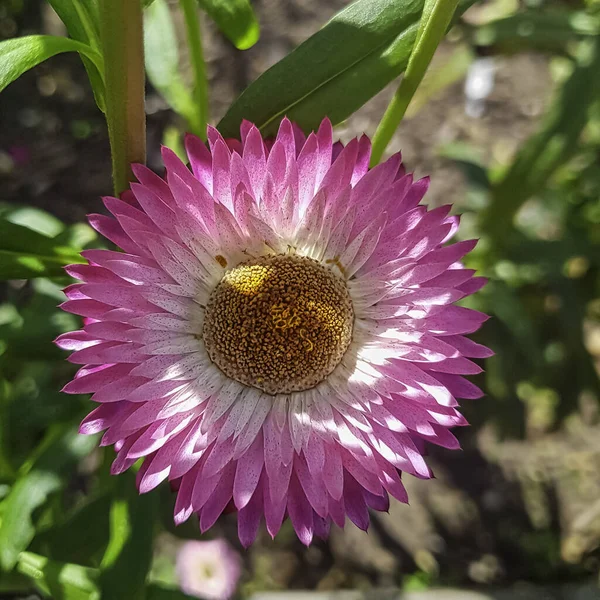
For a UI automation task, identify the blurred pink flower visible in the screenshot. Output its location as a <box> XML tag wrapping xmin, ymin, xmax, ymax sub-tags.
<box><xmin>57</xmin><ymin>118</ymin><xmax>490</xmax><ymax>546</ymax></box>
<box><xmin>176</xmin><ymin>539</ymin><xmax>241</xmax><ymax>600</ymax></box>
<box><xmin>8</xmin><ymin>144</ymin><xmax>31</xmax><ymax>166</ymax></box>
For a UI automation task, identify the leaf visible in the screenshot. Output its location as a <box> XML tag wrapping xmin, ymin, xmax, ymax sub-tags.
<box><xmin>0</xmin><ymin>250</ymin><xmax>78</xmax><ymax>279</ymax></box>
<box><xmin>0</xmin><ymin>35</ymin><xmax>104</xmax><ymax>103</ymax></box>
<box><xmin>17</xmin><ymin>552</ymin><xmax>100</xmax><ymax>600</ymax></box>
<box><xmin>219</xmin><ymin>0</ymin><xmax>421</xmax><ymax>136</ymax></box>
<box><xmin>0</xmin><ymin>279</ymin><xmax>79</xmax><ymax>364</ymax></box>
<box><xmin>439</xmin><ymin>141</ymin><xmax>491</xmax><ymax>190</ymax></box>
<box><xmin>0</xmin><ymin>217</ymin><xmax>84</xmax><ymax>280</ymax></box>
<box><xmin>99</xmin><ymin>473</ymin><xmax>159</xmax><ymax>600</ymax></box>
<box><xmin>45</xmin><ymin>0</ymin><xmax>105</xmax><ymax>110</ymax></box>
<box><xmin>480</xmin><ymin>38</ymin><xmax>600</xmax><ymax>244</ymax></box>
<box><xmin>219</xmin><ymin>0</ymin><xmax>477</xmax><ymax>136</ymax></box>
<box><xmin>46</xmin><ymin>0</ymin><xmax>101</xmax><ymax>47</ymax></box>
<box><xmin>144</xmin><ymin>0</ymin><xmax>199</xmax><ymax>131</ymax></box>
<box><xmin>471</xmin><ymin>9</ymin><xmax>600</xmax><ymax>52</ymax></box>
<box><xmin>0</xmin><ymin>424</ymin><xmax>97</xmax><ymax>571</ymax></box>
<box><xmin>197</xmin><ymin>0</ymin><xmax>260</xmax><ymax>50</ymax></box>
<box><xmin>53</xmin><ymin>222</ymin><xmax>99</xmax><ymax>251</ymax></box>
<box><xmin>0</xmin><ymin>204</ymin><xmax>65</xmax><ymax>237</ymax></box>
<box><xmin>33</xmin><ymin>494</ymin><xmax>112</xmax><ymax>566</ymax></box>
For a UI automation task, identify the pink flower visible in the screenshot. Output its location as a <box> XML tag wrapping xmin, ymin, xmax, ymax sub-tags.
<box><xmin>57</xmin><ymin>118</ymin><xmax>491</xmax><ymax>546</ymax></box>
<box><xmin>176</xmin><ymin>539</ymin><xmax>241</xmax><ymax>600</ymax></box>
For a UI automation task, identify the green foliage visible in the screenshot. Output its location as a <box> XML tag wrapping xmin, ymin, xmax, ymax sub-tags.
<box><xmin>0</xmin><ymin>220</ymin><xmax>83</xmax><ymax>280</ymax></box>
<box><xmin>0</xmin><ymin>35</ymin><xmax>104</xmax><ymax>107</ymax></box>
<box><xmin>370</xmin><ymin>0</ymin><xmax>461</xmax><ymax>164</ymax></box>
<box><xmin>197</xmin><ymin>0</ymin><xmax>260</xmax><ymax>50</ymax></box>
<box><xmin>33</xmin><ymin>494</ymin><xmax>112</xmax><ymax>566</ymax></box>
<box><xmin>45</xmin><ymin>0</ymin><xmax>105</xmax><ymax>110</ymax></box>
<box><xmin>0</xmin><ymin>425</ymin><xmax>97</xmax><ymax>571</ymax></box>
<box><xmin>218</xmin><ymin>0</ymin><xmax>420</xmax><ymax>136</ymax></box>
<box><xmin>46</xmin><ymin>0</ymin><xmax>101</xmax><ymax>45</ymax></box>
<box><xmin>99</xmin><ymin>473</ymin><xmax>159</xmax><ymax>600</ymax></box>
<box><xmin>471</xmin><ymin>9</ymin><xmax>600</xmax><ymax>52</ymax></box>
<box><xmin>144</xmin><ymin>0</ymin><xmax>202</xmax><ymax>133</ymax></box>
<box><xmin>219</xmin><ymin>0</ymin><xmax>422</xmax><ymax>136</ymax></box>
<box><xmin>0</xmin><ymin>217</ymin><xmax>86</xmax><ymax>280</ymax></box>
<box><xmin>16</xmin><ymin>552</ymin><xmax>100</xmax><ymax>600</ymax></box>
<box><xmin>480</xmin><ymin>38</ymin><xmax>600</xmax><ymax>246</ymax></box>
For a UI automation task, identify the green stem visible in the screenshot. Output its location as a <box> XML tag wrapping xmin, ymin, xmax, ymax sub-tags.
<box><xmin>100</xmin><ymin>0</ymin><xmax>146</xmax><ymax>195</ymax></box>
<box><xmin>370</xmin><ymin>0</ymin><xmax>459</xmax><ymax>166</ymax></box>
<box><xmin>180</xmin><ymin>0</ymin><xmax>209</xmax><ymax>139</ymax></box>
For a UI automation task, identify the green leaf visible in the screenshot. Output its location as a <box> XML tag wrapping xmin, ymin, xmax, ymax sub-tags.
<box><xmin>0</xmin><ymin>279</ymin><xmax>79</xmax><ymax>365</ymax></box>
<box><xmin>0</xmin><ymin>204</ymin><xmax>65</xmax><ymax>238</ymax></box>
<box><xmin>47</xmin><ymin>0</ymin><xmax>101</xmax><ymax>47</ymax></box>
<box><xmin>33</xmin><ymin>494</ymin><xmax>111</xmax><ymax>566</ymax></box>
<box><xmin>144</xmin><ymin>0</ymin><xmax>200</xmax><ymax>131</ymax></box>
<box><xmin>45</xmin><ymin>0</ymin><xmax>105</xmax><ymax>110</ymax></box>
<box><xmin>480</xmin><ymin>38</ymin><xmax>600</xmax><ymax>244</ymax></box>
<box><xmin>0</xmin><ymin>217</ymin><xmax>84</xmax><ymax>280</ymax></box>
<box><xmin>53</xmin><ymin>222</ymin><xmax>99</xmax><ymax>251</ymax></box>
<box><xmin>17</xmin><ymin>552</ymin><xmax>100</xmax><ymax>600</ymax></box>
<box><xmin>471</xmin><ymin>9</ymin><xmax>600</xmax><ymax>52</ymax></box>
<box><xmin>99</xmin><ymin>473</ymin><xmax>159</xmax><ymax>600</ymax></box>
<box><xmin>219</xmin><ymin>0</ymin><xmax>476</xmax><ymax>136</ymax></box>
<box><xmin>439</xmin><ymin>141</ymin><xmax>491</xmax><ymax>190</ymax></box>
<box><xmin>218</xmin><ymin>0</ymin><xmax>425</xmax><ymax>137</ymax></box>
<box><xmin>0</xmin><ymin>35</ymin><xmax>104</xmax><ymax>103</ymax></box>
<box><xmin>197</xmin><ymin>0</ymin><xmax>259</xmax><ymax>50</ymax></box>
<box><xmin>180</xmin><ymin>0</ymin><xmax>210</xmax><ymax>138</ymax></box>
<box><xmin>0</xmin><ymin>424</ymin><xmax>97</xmax><ymax>571</ymax></box>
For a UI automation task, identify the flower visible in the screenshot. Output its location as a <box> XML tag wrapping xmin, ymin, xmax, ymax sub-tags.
<box><xmin>176</xmin><ymin>539</ymin><xmax>241</xmax><ymax>600</ymax></box>
<box><xmin>57</xmin><ymin>118</ymin><xmax>491</xmax><ymax>546</ymax></box>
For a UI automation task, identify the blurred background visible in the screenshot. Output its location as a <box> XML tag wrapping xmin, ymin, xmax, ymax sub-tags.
<box><xmin>1</xmin><ymin>0</ymin><xmax>600</xmax><ymax>598</ymax></box>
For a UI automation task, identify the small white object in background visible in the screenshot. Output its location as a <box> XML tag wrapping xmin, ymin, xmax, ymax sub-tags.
<box><xmin>464</xmin><ymin>57</ymin><xmax>497</xmax><ymax>118</ymax></box>
<box><xmin>176</xmin><ymin>539</ymin><xmax>242</xmax><ymax>600</ymax></box>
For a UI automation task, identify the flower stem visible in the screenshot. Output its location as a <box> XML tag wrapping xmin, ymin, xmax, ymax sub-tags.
<box><xmin>370</xmin><ymin>0</ymin><xmax>459</xmax><ymax>166</ymax></box>
<box><xmin>100</xmin><ymin>0</ymin><xmax>146</xmax><ymax>195</ymax></box>
<box><xmin>180</xmin><ymin>0</ymin><xmax>209</xmax><ymax>140</ymax></box>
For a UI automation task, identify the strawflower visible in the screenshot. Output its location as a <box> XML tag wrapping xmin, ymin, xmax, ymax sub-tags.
<box><xmin>57</xmin><ymin>118</ymin><xmax>491</xmax><ymax>546</ymax></box>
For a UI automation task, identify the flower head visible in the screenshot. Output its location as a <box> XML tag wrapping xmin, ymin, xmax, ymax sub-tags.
<box><xmin>57</xmin><ymin>118</ymin><xmax>491</xmax><ymax>546</ymax></box>
<box><xmin>176</xmin><ymin>539</ymin><xmax>241</xmax><ymax>600</ymax></box>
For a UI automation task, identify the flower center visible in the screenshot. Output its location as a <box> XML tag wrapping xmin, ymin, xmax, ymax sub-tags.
<box><xmin>202</xmin><ymin>254</ymin><xmax>354</xmax><ymax>395</ymax></box>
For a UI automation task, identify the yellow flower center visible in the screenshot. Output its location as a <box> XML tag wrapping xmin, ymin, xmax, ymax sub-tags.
<box><xmin>202</xmin><ymin>254</ymin><xmax>354</xmax><ymax>395</ymax></box>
